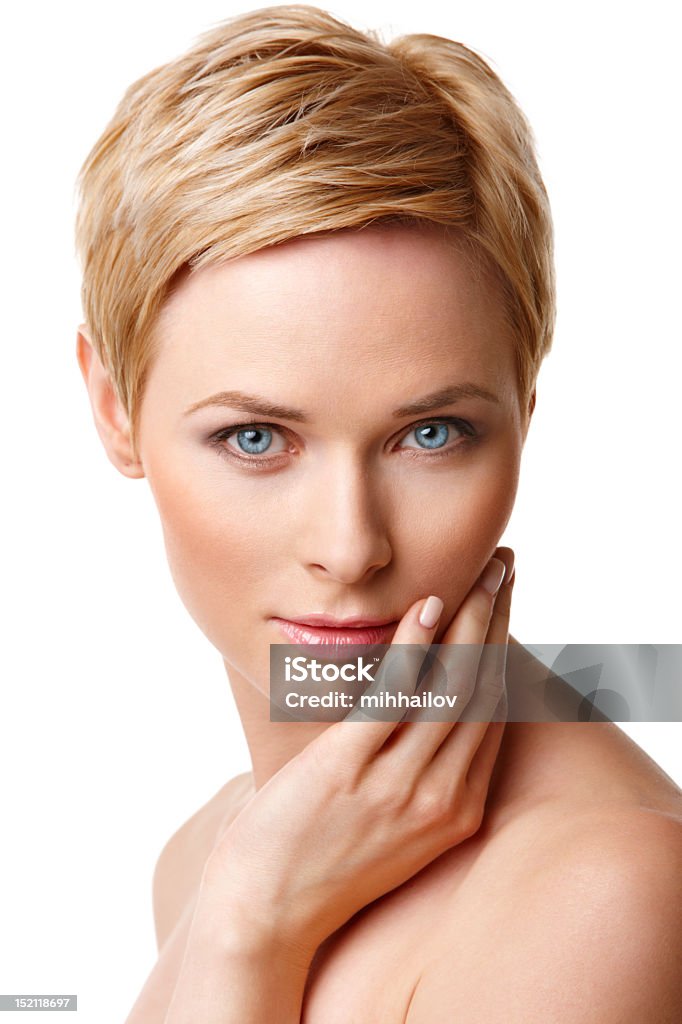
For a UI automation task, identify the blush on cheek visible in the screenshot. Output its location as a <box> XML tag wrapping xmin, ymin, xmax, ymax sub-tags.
<box><xmin>431</xmin><ymin>464</ymin><xmax>518</xmax><ymax>607</ymax></box>
<box><xmin>151</xmin><ymin>486</ymin><xmax>282</xmax><ymax>690</ymax></box>
<box><xmin>146</xmin><ymin>477</ymin><xmax>239</xmax><ymax>643</ymax></box>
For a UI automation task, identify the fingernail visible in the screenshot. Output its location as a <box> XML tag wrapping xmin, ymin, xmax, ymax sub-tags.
<box><xmin>479</xmin><ymin>558</ymin><xmax>506</xmax><ymax>595</ymax></box>
<box><xmin>419</xmin><ymin>595</ymin><xmax>444</xmax><ymax>629</ymax></box>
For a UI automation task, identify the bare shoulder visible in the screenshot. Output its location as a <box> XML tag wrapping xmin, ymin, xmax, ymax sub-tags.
<box><xmin>151</xmin><ymin>771</ymin><xmax>254</xmax><ymax>951</ymax></box>
<box><xmin>408</xmin><ymin>802</ymin><xmax>682</xmax><ymax>1023</ymax></box>
<box><xmin>493</xmin><ymin>798</ymin><xmax>682</xmax><ymax>897</ymax></box>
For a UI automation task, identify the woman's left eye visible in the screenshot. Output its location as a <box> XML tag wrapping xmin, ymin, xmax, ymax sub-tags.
<box><xmin>398</xmin><ymin>418</ymin><xmax>477</xmax><ymax>452</ymax></box>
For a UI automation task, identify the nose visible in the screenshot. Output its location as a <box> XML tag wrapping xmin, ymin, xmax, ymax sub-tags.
<box><xmin>300</xmin><ymin>451</ymin><xmax>393</xmax><ymax>585</ymax></box>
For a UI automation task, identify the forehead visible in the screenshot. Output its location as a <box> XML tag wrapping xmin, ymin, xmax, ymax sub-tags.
<box><xmin>147</xmin><ymin>224</ymin><xmax>518</xmax><ymax>411</ymax></box>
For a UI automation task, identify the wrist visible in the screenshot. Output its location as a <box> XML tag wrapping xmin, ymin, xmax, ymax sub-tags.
<box><xmin>192</xmin><ymin>873</ymin><xmax>318</xmax><ymax>973</ymax></box>
<box><xmin>165</xmin><ymin>893</ymin><xmax>311</xmax><ymax>1024</ymax></box>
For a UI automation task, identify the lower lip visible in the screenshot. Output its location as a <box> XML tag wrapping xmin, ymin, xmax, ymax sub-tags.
<box><xmin>272</xmin><ymin>618</ymin><xmax>398</xmax><ymax>647</ymax></box>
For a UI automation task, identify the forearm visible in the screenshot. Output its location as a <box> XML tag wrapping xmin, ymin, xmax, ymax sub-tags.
<box><xmin>123</xmin><ymin>893</ymin><xmax>200</xmax><ymax>1024</ymax></box>
<box><xmin>163</xmin><ymin>894</ymin><xmax>311</xmax><ymax>1024</ymax></box>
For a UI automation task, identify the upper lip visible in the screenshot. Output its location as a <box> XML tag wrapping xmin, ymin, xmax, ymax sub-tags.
<box><xmin>275</xmin><ymin>614</ymin><xmax>398</xmax><ymax>629</ymax></box>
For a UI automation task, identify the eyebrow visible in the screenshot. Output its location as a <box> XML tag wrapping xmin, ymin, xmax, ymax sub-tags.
<box><xmin>183</xmin><ymin>382</ymin><xmax>500</xmax><ymax>421</ymax></box>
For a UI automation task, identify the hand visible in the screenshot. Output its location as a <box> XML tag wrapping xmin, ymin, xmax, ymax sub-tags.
<box><xmin>199</xmin><ymin>547</ymin><xmax>515</xmax><ymax>966</ymax></box>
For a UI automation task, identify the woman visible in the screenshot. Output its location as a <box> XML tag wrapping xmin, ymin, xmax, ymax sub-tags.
<box><xmin>74</xmin><ymin>6</ymin><xmax>682</xmax><ymax>1020</ymax></box>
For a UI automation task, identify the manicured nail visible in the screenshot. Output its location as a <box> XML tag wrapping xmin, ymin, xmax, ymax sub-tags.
<box><xmin>479</xmin><ymin>558</ymin><xmax>506</xmax><ymax>595</ymax></box>
<box><xmin>419</xmin><ymin>595</ymin><xmax>444</xmax><ymax>629</ymax></box>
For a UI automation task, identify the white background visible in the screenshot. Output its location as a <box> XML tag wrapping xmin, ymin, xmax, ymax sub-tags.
<box><xmin>1</xmin><ymin>1</ymin><xmax>680</xmax><ymax>1020</ymax></box>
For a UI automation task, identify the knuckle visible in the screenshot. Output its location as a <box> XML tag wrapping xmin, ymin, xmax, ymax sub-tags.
<box><xmin>410</xmin><ymin>785</ymin><xmax>485</xmax><ymax>842</ymax></box>
<box><xmin>445</xmin><ymin>595</ymin><xmax>493</xmax><ymax>643</ymax></box>
<box><xmin>455</xmin><ymin>676</ymin><xmax>477</xmax><ymax>706</ymax></box>
<box><xmin>495</xmin><ymin>688</ymin><xmax>509</xmax><ymax>721</ymax></box>
<box><xmin>412</xmin><ymin>785</ymin><xmax>454</xmax><ymax>829</ymax></box>
<box><xmin>468</xmin><ymin>593</ymin><xmax>494</xmax><ymax>631</ymax></box>
<box><xmin>457</xmin><ymin>794</ymin><xmax>486</xmax><ymax>839</ymax></box>
<box><xmin>373</xmin><ymin>776</ymin><xmax>407</xmax><ymax>818</ymax></box>
<box><xmin>367</xmin><ymin>763</ymin><xmax>413</xmax><ymax>815</ymax></box>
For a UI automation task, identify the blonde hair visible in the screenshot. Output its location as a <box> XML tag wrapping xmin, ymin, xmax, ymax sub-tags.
<box><xmin>74</xmin><ymin>3</ymin><xmax>555</xmax><ymax>457</ymax></box>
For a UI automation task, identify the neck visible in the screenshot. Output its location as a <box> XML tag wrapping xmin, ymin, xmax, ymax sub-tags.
<box><xmin>226</xmin><ymin>659</ymin><xmax>331</xmax><ymax>789</ymax></box>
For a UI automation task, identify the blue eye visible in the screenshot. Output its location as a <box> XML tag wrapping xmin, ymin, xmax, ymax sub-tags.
<box><xmin>209</xmin><ymin>423</ymin><xmax>289</xmax><ymax>463</ymax></box>
<box><xmin>399</xmin><ymin>418</ymin><xmax>475</xmax><ymax>452</ymax></box>
<box><xmin>234</xmin><ymin>426</ymin><xmax>274</xmax><ymax>455</ymax></box>
<box><xmin>408</xmin><ymin>422</ymin><xmax>450</xmax><ymax>449</ymax></box>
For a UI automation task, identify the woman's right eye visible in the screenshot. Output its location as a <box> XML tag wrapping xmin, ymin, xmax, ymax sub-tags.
<box><xmin>209</xmin><ymin>422</ymin><xmax>289</xmax><ymax>462</ymax></box>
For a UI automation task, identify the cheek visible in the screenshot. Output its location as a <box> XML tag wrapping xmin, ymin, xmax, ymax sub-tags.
<box><xmin>398</xmin><ymin>441</ymin><xmax>520</xmax><ymax>606</ymax></box>
<box><xmin>145</xmin><ymin>460</ymin><xmax>274</xmax><ymax>657</ymax></box>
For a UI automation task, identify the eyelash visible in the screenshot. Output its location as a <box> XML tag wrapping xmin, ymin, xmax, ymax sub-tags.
<box><xmin>207</xmin><ymin>416</ymin><xmax>479</xmax><ymax>469</ymax></box>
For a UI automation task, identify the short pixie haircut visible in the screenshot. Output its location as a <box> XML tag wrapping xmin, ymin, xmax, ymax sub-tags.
<box><xmin>75</xmin><ymin>3</ymin><xmax>555</xmax><ymax>457</ymax></box>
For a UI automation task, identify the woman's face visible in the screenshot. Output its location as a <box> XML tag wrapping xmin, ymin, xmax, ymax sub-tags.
<box><xmin>135</xmin><ymin>224</ymin><xmax>531</xmax><ymax>692</ymax></box>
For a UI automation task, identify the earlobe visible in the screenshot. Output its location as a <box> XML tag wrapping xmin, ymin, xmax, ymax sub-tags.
<box><xmin>521</xmin><ymin>387</ymin><xmax>536</xmax><ymax>442</ymax></box>
<box><xmin>76</xmin><ymin>324</ymin><xmax>145</xmax><ymax>479</ymax></box>
<box><xmin>528</xmin><ymin>387</ymin><xmax>536</xmax><ymax>419</ymax></box>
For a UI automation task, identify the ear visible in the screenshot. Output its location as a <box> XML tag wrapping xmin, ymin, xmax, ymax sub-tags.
<box><xmin>76</xmin><ymin>323</ymin><xmax>145</xmax><ymax>479</ymax></box>
<box><xmin>522</xmin><ymin>386</ymin><xmax>536</xmax><ymax>442</ymax></box>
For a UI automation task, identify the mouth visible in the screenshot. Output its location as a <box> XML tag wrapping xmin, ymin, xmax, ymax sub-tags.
<box><xmin>271</xmin><ymin>616</ymin><xmax>399</xmax><ymax>647</ymax></box>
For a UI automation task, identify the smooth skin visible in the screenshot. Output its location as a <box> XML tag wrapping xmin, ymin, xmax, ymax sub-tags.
<box><xmin>77</xmin><ymin>224</ymin><xmax>682</xmax><ymax>1022</ymax></box>
<box><xmin>166</xmin><ymin>559</ymin><xmax>513</xmax><ymax>1022</ymax></box>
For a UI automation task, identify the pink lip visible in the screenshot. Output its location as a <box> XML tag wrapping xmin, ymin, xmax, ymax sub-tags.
<box><xmin>283</xmin><ymin>613</ymin><xmax>396</xmax><ymax>628</ymax></box>
<box><xmin>272</xmin><ymin>617</ymin><xmax>399</xmax><ymax>647</ymax></box>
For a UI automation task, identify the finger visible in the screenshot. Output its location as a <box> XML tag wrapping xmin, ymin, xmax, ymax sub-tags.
<box><xmin>458</xmin><ymin>549</ymin><xmax>515</xmax><ymax>723</ymax></box>
<box><xmin>427</xmin><ymin>552</ymin><xmax>514</xmax><ymax>782</ymax></box>
<box><xmin>465</xmin><ymin>719</ymin><xmax>506</xmax><ymax>800</ymax></box>
<box><xmin>333</xmin><ymin>592</ymin><xmax>445</xmax><ymax>759</ymax></box>
<box><xmin>440</xmin><ymin>556</ymin><xmax>507</xmax><ymax>646</ymax></box>
<box><xmin>376</xmin><ymin>557</ymin><xmax>507</xmax><ymax>769</ymax></box>
<box><xmin>424</xmin><ymin>671</ymin><xmax>508</xmax><ymax>785</ymax></box>
<box><xmin>401</xmin><ymin>551</ymin><xmax>513</xmax><ymax>780</ymax></box>
<box><xmin>483</xmin><ymin>546</ymin><xmax>514</xmax><ymax>646</ymax></box>
<box><xmin>421</xmin><ymin>554</ymin><xmax>507</xmax><ymax>718</ymax></box>
<box><xmin>425</xmin><ymin>677</ymin><xmax>509</xmax><ymax>788</ymax></box>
